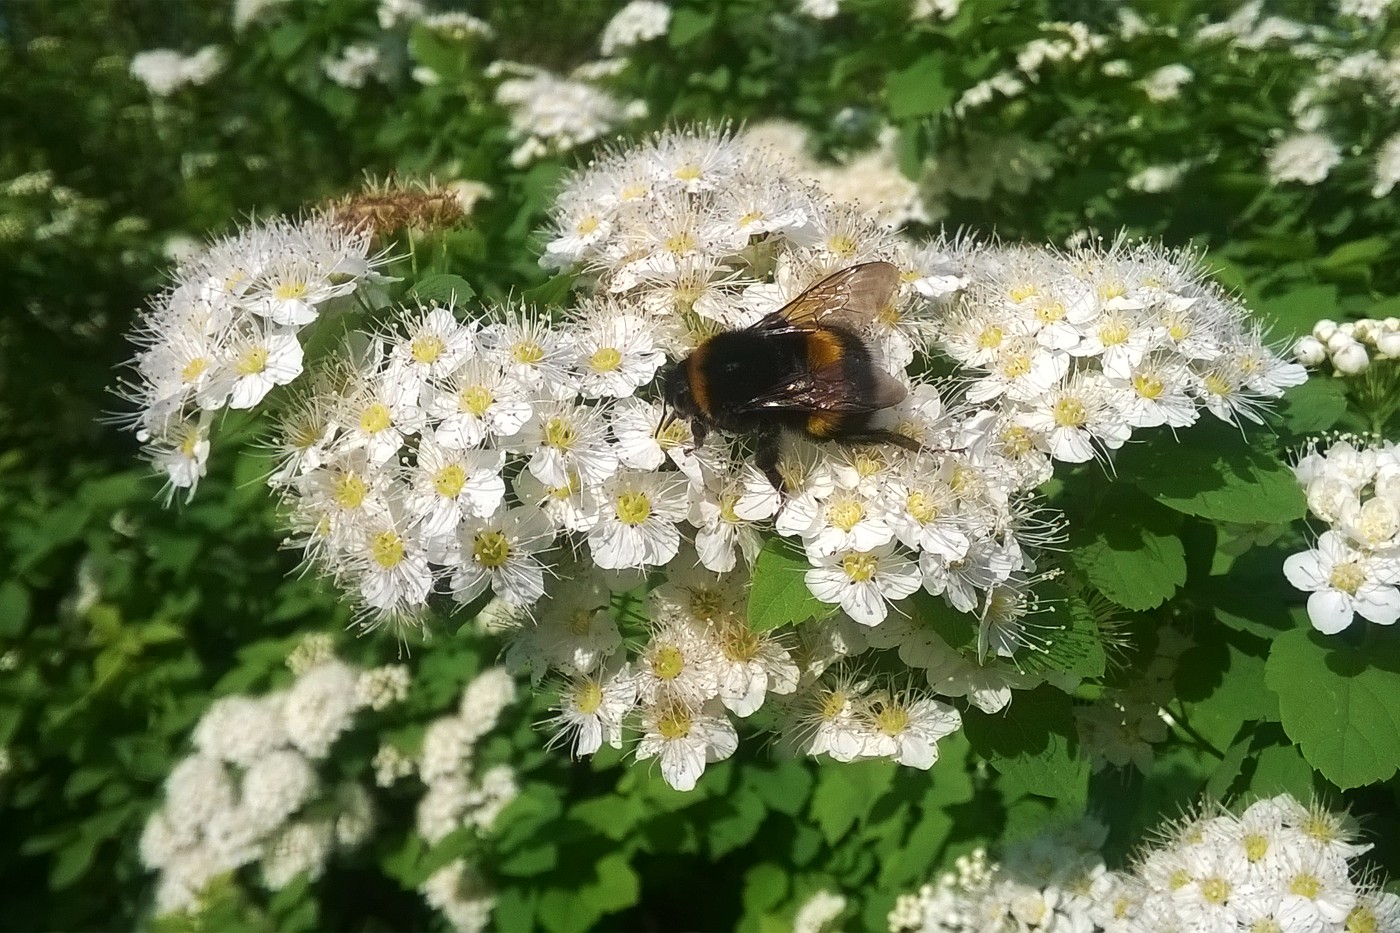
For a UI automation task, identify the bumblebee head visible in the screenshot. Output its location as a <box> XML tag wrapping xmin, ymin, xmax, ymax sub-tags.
<box><xmin>658</xmin><ymin>358</ymin><xmax>698</xmax><ymax>418</ymax></box>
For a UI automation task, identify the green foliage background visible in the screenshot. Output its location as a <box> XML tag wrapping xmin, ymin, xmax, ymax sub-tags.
<box><xmin>3</xmin><ymin>0</ymin><xmax>1400</xmax><ymax>929</ymax></box>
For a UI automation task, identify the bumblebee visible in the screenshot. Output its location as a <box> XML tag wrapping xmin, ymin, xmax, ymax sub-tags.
<box><xmin>660</xmin><ymin>261</ymin><xmax>919</xmax><ymax>491</ymax></box>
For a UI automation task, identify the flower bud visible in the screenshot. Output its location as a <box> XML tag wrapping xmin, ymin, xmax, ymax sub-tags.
<box><xmin>1293</xmin><ymin>336</ymin><xmax>1327</xmax><ymax>366</ymax></box>
<box><xmin>1376</xmin><ymin>332</ymin><xmax>1400</xmax><ymax>359</ymax></box>
<box><xmin>1333</xmin><ymin>341</ymin><xmax>1371</xmax><ymax>375</ymax></box>
<box><xmin>1313</xmin><ymin>318</ymin><xmax>1338</xmax><ymax>341</ymax></box>
<box><xmin>1327</xmin><ymin>330</ymin><xmax>1357</xmax><ymax>353</ymax></box>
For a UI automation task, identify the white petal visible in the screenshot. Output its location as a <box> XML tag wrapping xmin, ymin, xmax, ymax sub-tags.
<box><xmin>1307</xmin><ymin>590</ymin><xmax>1356</xmax><ymax>635</ymax></box>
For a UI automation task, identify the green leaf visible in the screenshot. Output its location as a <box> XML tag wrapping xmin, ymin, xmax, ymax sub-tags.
<box><xmin>1274</xmin><ymin>376</ymin><xmax>1347</xmax><ymax>436</ymax></box>
<box><xmin>1117</xmin><ymin>422</ymin><xmax>1307</xmax><ymax>525</ymax></box>
<box><xmin>521</xmin><ymin>273</ymin><xmax>576</xmax><ymax>308</ymax></box>
<box><xmin>1265</xmin><ymin>628</ymin><xmax>1400</xmax><ymax>789</ymax></box>
<box><xmin>886</xmin><ymin>55</ymin><xmax>952</xmax><ymax>120</ymax></box>
<box><xmin>406</xmin><ymin>273</ymin><xmax>476</xmax><ymax>306</ymax></box>
<box><xmin>1315</xmin><ymin>237</ymin><xmax>1388</xmax><ymax>277</ymax></box>
<box><xmin>741</xmin><ymin>863</ymin><xmax>789</xmax><ymax>916</ymax></box>
<box><xmin>1259</xmin><ymin>284</ymin><xmax>1338</xmax><ymax>337</ymax></box>
<box><xmin>706</xmin><ymin>791</ymin><xmax>767</xmax><ymax>858</ymax></box>
<box><xmin>1181</xmin><ymin>639</ymin><xmax>1277</xmax><ymax>751</ymax></box>
<box><xmin>748</xmin><ymin>537</ymin><xmax>826</xmax><ymax>632</ymax></box>
<box><xmin>1246</xmin><ymin>732</ymin><xmax>1317</xmax><ymax>799</ymax></box>
<box><xmin>808</xmin><ymin>759</ymin><xmax>897</xmax><ymax>844</ymax></box>
<box><xmin>668</xmin><ymin>7</ymin><xmax>716</xmax><ymax>47</ymax></box>
<box><xmin>963</xmin><ymin>687</ymin><xmax>1088</xmax><ymax>804</ymax></box>
<box><xmin>1070</xmin><ymin>492</ymin><xmax>1186</xmax><ymax>612</ymax></box>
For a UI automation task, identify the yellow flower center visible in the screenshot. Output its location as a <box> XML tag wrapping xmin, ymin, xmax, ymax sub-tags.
<box><xmin>543</xmin><ymin>416</ymin><xmax>577</xmax><ymax>450</ymax></box>
<box><xmin>827</xmin><ymin>234</ymin><xmax>857</xmax><ymax>258</ymax></box>
<box><xmin>664</xmin><ymin>232</ymin><xmax>696</xmax><ymax>255</ymax></box>
<box><xmin>460</xmin><ymin>384</ymin><xmax>493</xmax><ymax>416</ymax></box>
<box><xmin>359</xmin><ymin>402</ymin><xmax>391</xmax><ymax>434</ymax></box>
<box><xmin>674</xmin><ymin>163</ymin><xmax>702</xmax><ymax>182</ymax></box>
<box><xmin>907</xmin><ymin>490</ymin><xmax>938</xmax><ymax>524</ymax></box>
<box><xmin>273</xmin><ymin>280</ymin><xmax>308</xmax><ymax>301</ymax></box>
<box><xmin>1302</xmin><ymin>811</ymin><xmax>1341</xmax><ymax>844</ymax></box>
<box><xmin>657</xmin><ymin>707</ymin><xmax>691</xmax><ymax>740</ymax></box>
<box><xmin>1052</xmin><ymin>397</ymin><xmax>1088</xmax><ymax>428</ymax></box>
<box><xmin>1346</xmin><ymin>905</ymin><xmax>1380</xmax><ymax>933</ymax></box>
<box><xmin>1000</xmin><ymin>424</ymin><xmax>1035</xmax><ymax>458</ymax></box>
<box><xmin>689</xmin><ymin>589</ymin><xmax>723</xmax><ymax>621</ymax></box>
<box><xmin>827</xmin><ymin>498</ymin><xmax>866</xmax><ymax>533</ymax></box>
<box><xmin>653</xmin><ymin>645</ymin><xmax>684</xmax><ymax>680</ymax></box>
<box><xmin>472</xmin><ymin>530</ymin><xmax>511</xmax><ymax>568</ymax></box>
<box><xmin>820</xmin><ymin>690</ymin><xmax>848</xmax><ymax>721</ymax></box>
<box><xmin>574</xmin><ymin>680</ymin><xmax>603</xmax><ymax>714</ymax></box>
<box><xmin>873</xmin><ymin>705</ymin><xmax>910</xmax><ymax>736</ymax></box>
<box><xmin>738</xmin><ymin>209</ymin><xmax>765</xmax><ymax>227</ymax></box>
<box><xmin>1200</xmin><ymin>876</ymin><xmax>1230</xmax><ymax>905</ymax></box>
<box><xmin>1243</xmin><ymin>832</ymin><xmax>1269</xmax><ymax>862</ymax></box>
<box><xmin>288</xmin><ymin>417</ymin><xmax>323</xmax><ymax>451</ymax></box>
<box><xmin>842</xmin><ymin>552</ymin><xmax>878</xmax><ymax>583</ymax></box>
<box><xmin>977</xmin><ymin>324</ymin><xmax>1004</xmax><ymax>349</ymax></box>
<box><xmin>567</xmin><ymin>608</ymin><xmax>594</xmax><ymax>636</ymax></box>
<box><xmin>1202</xmin><ymin>372</ymin><xmax>1233</xmax><ymax>397</ymax></box>
<box><xmin>876</xmin><ymin>303</ymin><xmax>900</xmax><ymax>327</ymax></box>
<box><xmin>576</xmin><ymin>215</ymin><xmax>600</xmax><ymax>235</ymax></box>
<box><xmin>1289</xmin><ymin>873</ymin><xmax>1321</xmax><ymax>900</ymax></box>
<box><xmin>616</xmin><ymin>491</ymin><xmax>652</xmax><ymax>526</ymax></box>
<box><xmin>235</xmin><ymin>345</ymin><xmax>268</xmax><ymax>376</ymax></box>
<box><xmin>512</xmin><ymin>340</ymin><xmax>545</xmax><ymax>365</ymax></box>
<box><xmin>658</xmin><ymin>418</ymin><xmax>691</xmax><ymax>450</ymax></box>
<box><xmin>1132</xmin><ymin>373</ymin><xmax>1165</xmax><ymax>399</ymax></box>
<box><xmin>411</xmin><ymin>334</ymin><xmax>445</xmax><ymax>364</ymax></box>
<box><xmin>1009</xmin><ymin>284</ymin><xmax>1038</xmax><ymax>302</ymax></box>
<box><xmin>1168</xmin><ymin>868</ymin><xmax>1191</xmax><ymax>891</ymax></box>
<box><xmin>1036</xmin><ymin>300</ymin><xmax>1066</xmax><ymax>324</ymax></box>
<box><xmin>719</xmin><ymin>493</ymin><xmax>741</xmax><ymax>524</ymax></box>
<box><xmin>620</xmin><ymin>183</ymin><xmax>647</xmax><ymax>201</ymax></box>
<box><xmin>177</xmin><ymin>425</ymin><xmax>202</xmax><ymax>458</ymax></box>
<box><xmin>1329</xmin><ymin>561</ymin><xmax>1366</xmax><ymax>595</ymax></box>
<box><xmin>1099</xmin><ymin>319</ymin><xmax>1130</xmax><ymax>346</ymax></box>
<box><xmin>1251</xmin><ymin>920</ymin><xmax>1283</xmax><ymax>933</ymax></box>
<box><xmin>1001</xmin><ymin>353</ymin><xmax>1032</xmax><ymax>379</ymax></box>
<box><xmin>370</xmin><ymin>530</ymin><xmax>405</xmax><ymax>569</ymax></box>
<box><xmin>720</xmin><ymin>623</ymin><xmax>760</xmax><ymax>662</ymax></box>
<box><xmin>1098</xmin><ymin>281</ymin><xmax>1126</xmax><ymax>300</ymax></box>
<box><xmin>433</xmin><ymin>463</ymin><xmax>466</xmax><ymax>498</ymax></box>
<box><xmin>333</xmin><ymin>473</ymin><xmax>367</xmax><ymax>510</ymax></box>
<box><xmin>589</xmin><ymin>346</ymin><xmax>623</xmax><ymax>372</ymax></box>
<box><xmin>1168</xmin><ymin>319</ymin><xmax>1192</xmax><ymax>341</ymax></box>
<box><xmin>181</xmin><ymin>357</ymin><xmax>209</xmax><ymax>382</ymax></box>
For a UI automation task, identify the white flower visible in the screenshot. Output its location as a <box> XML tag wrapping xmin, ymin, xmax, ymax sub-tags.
<box><xmin>322</xmin><ymin>43</ymin><xmax>381</xmax><ymax>88</ymax></box>
<box><xmin>389</xmin><ymin>305</ymin><xmax>476</xmax><ymax>386</ymax></box>
<box><xmin>1015</xmin><ymin>374</ymin><xmax>1130</xmax><ymax>463</ymax></box>
<box><xmin>260</xmin><ymin>820</ymin><xmax>334</xmax><ymax>889</ymax></box>
<box><xmin>860</xmin><ymin>689</ymin><xmax>961</xmax><ymax>769</ymax></box>
<box><xmin>635</xmin><ymin>698</ymin><xmax>738</xmax><ymax>792</ymax></box>
<box><xmin>705</xmin><ymin>614</ymin><xmax>800</xmax><ymax>717</ymax></box>
<box><xmin>572</xmin><ymin>310</ymin><xmax>667</xmax><ymax>398</ymax></box>
<box><xmin>202</xmin><ymin>321</ymin><xmax>304</xmax><ymax>411</ymax></box>
<box><xmin>351</xmin><ymin>513</ymin><xmax>435</xmax><ymax>617</ymax></box>
<box><xmin>193</xmin><ymin>695</ymin><xmax>287</xmax><ymax>767</ymax></box>
<box><xmin>1372</xmin><ymin>132</ymin><xmax>1400</xmax><ymax>198</ymax></box>
<box><xmin>1140</xmin><ymin>64</ymin><xmax>1193</xmax><ymax>101</ymax></box>
<box><xmin>807</xmin><ymin>544</ymin><xmax>922</xmax><ymax>626</ymax></box>
<box><xmin>1268</xmin><ymin>132</ymin><xmax>1342</xmax><ymax>186</ymax></box>
<box><xmin>521</xmin><ymin>401</ymin><xmax>618</xmax><ymax>488</ymax></box>
<box><xmin>600</xmin><ymin>0</ymin><xmax>671</xmax><ymax>56</ymax></box>
<box><xmin>281</xmin><ymin>660</ymin><xmax>363</xmax><ymax>759</ymax></box>
<box><xmin>408</xmin><ymin>442</ymin><xmax>506</xmax><ymax>540</ymax></box>
<box><xmin>130</xmin><ymin>46</ymin><xmax>223</xmax><ymax>96</ymax></box>
<box><xmin>634</xmin><ymin>617</ymin><xmax>722</xmax><ymax>705</ymax></box>
<box><xmin>793</xmin><ymin>890</ymin><xmax>846</xmax><ymax>933</ymax></box>
<box><xmin>1283</xmin><ymin>530</ymin><xmax>1400</xmax><ymax>633</ymax></box>
<box><xmin>587</xmin><ymin>470</ymin><xmax>689</xmax><ymax>570</ymax></box>
<box><xmin>426</xmin><ymin>358</ymin><xmax>534</xmax><ymax>449</ymax></box>
<box><xmin>610</xmin><ymin>396</ymin><xmax>696</xmax><ymax>471</ymax></box>
<box><xmin>547</xmin><ymin>662</ymin><xmax>637</xmax><ymax>756</ymax></box>
<box><xmin>441</xmin><ymin>507</ymin><xmax>556</xmax><ymax>608</ymax></box>
<box><xmin>240</xmin><ymin>750</ymin><xmax>319</xmax><ymax>835</ymax></box>
<box><xmin>785</xmin><ymin>672</ymin><xmax>871</xmax><ymax>762</ymax></box>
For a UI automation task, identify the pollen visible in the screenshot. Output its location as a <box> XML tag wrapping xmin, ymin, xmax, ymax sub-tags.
<box><xmin>180</xmin><ymin>357</ymin><xmax>209</xmax><ymax>383</ymax></box>
<box><xmin>738</xmin><ymin>209</ymin><xmax>765</xmax><ymax>228</ymax></box>
<box><xmin>359</xmin><ymin>402</ymin><xmax>392</xmax><ymax>434</ymax></box>
<box><xmin>664</xmin><ymin>232</ymin><xmax>696</xmax><ymax>255</ymax></box>
<box><xmin>1243</xmin><ymin>832</ymin><xmax>1269</xmax><ymax>862</ymax></box>
<box><xmin>674</xmin><ymin>162</ymin><xmax>703</xmax><ymax>182</ymax></box>
<box><xmin>1168</xmin><ymin>868</ymin><xmax>1191</xmax><ymax>891</ymax></box>
<box><xmin>459</xmin><ymin>384</ymin><xmax>493</xmax><ymax>416</ymax></box>
<box><xmin>472</xmin><ymin>529</ymin><xmax>511</xmax><ymax>568</ymax></box>
<box><xmin>658</xmin><ymin>418</ymin><xmax>691</xmax><ymax>450</ymax></box>
<box><xmin>1052</xmin><ymin>397</ymin><xmax>1088</xmax><ymax>428</ymax></box>
<box><xmin>589</xmin><ymin>346</ymin><xmax>623</xmax><ymax>372</ymax></box>
<box><xmin>433</xmin><ymin>463</ymin><xmax>467</xmax><ymax>498</ymax></box>
<box><xmin>235</xmin><ymin>345</ymin><xmax>268</xmax><ymax>376</ymax></box>
<box><xmin>1036</xmin><ymin>300</ymin><xmax>1066</xmax><ymax>323</ymax></box>
<box><xmin>332</xmin><ymin>473</ymin><xmax>367</xmax><ymax>510</ymax></box>
<box><xmin>1346</xmin><ymin>904</ymin><xmax>1381</xmax><ymax>933</ymax></box>
<box><xmin>719</xmin><ymin>623</ymin><xmax>760</xmax><ymax>662</ymax></box>
<box><xmin>842</xmin><ymin>552</ymin><xmax>878</xmax><ymax>583</ymax></box>
<box><xmin>1132</xmin><ymin>373</ymin><xmax>1165</xmax><ymax>400</ymax></box>
<box><xmin>819</xmin><ymin>689</ymin><xmax>849</xmax><ymax>721</ymax></box>
<box><xmin>411</xmin><ymin>334</ymin><xmax>445</xmax><ymax>364</ymax></box>
<box><xmin>1000</xmin><ymin>424</ymin><xmax>1036</xmax><ymax>458</ymax></box>
<box><xmin>370</xmin><ymin>530</ymin><xmax>406</xmax><ymax>569</ymax></box>
<box><xmin>576</xmin><ymin>215</ymin><xmax>601</xmax><ymax>236</ymax></box>
<box><xmin>854</xmin><ymin>447</ymin><xmax>886</xmax><ymax>477</ymax></box>
<box><xmin>616</xmin><ymin>490</ymin><xmax>652</xmax><ymax>526</ymax></box>
<box><xmin>827</xmin><ymin>498</ymin><xmax>866</xmax><ymax>532</ymax></box>
<box><xmin>511</xmin><ymin>340</ymin><xmax>545</xmax><ymax>365</ymax></box>
<box><xmin>978</xmin><ymin>324</ymin><xmax>1005</xmax><ymax>349</ymax></box>
<box><xmin>827</xmin><ymin>234</ymin><xmax>858</xmax><ymax>258</ymax></box>
<box><xmin>907</xmin><ymin>490</ymin><xmax>939</xmax><ymax>525</ymax></box>
<box><xmin>568</xmin><ymin>609</ymin><xmax>595</xmax><ymax>636</ymax></box>
<box><xmin>1009</xmin><ymin>283</ymin><xmax>1038</xmax><ymax>302</ymax></box>
<box><xmin>1202</xmin><ymin>372</ymin><xmax>1233</xmax><ymax>397</ymax></box>
<box><xmin>543</xmin><ymin>416</ymin><xmax>578</xmax><ymax>450</ymax></box>
<box><xmin>656</xmin><ymin>706</ymin><xmax>692</xmax><ymax>740</ymax></box>
<box><xmin>573</xmin><ymin>680</ymin><xmax>604</xmax><ymax>715</ymax></box>
<box><xmin>1001</xmin><ymin>353</ymin><xmax>1032</xmax><ymax>379</ymax></box>
<box><xmin>653</xmin><ymin>644</ymin><xmax>684</xmax><ymax>680</ymax></box>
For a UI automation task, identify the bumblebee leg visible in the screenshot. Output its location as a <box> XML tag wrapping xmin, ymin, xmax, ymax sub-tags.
<box><xmin>689</xmin><ymin>418</ymin><xmax>708</xmax><ymax>451</ymax></box>
<box><xmin>753</xmin><ymin>427</ymin><xmax>785</xmax><ymax>492</ymax></box>
<box><xmin>838</xmin><ymin>430</ymin><xmax>926</xmax><ymax>454</ymax></box>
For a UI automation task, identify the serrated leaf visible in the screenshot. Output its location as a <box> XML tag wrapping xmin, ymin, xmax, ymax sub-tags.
<box><xmin>1070</xmin><ymin>492</ymin><xmax>1186</xmax><ymax>612</ymax></box>
<box><xmin>963</xmin><ymin>687</ymin><xmax>1088</xmax><ymax>803</ymax></box>
<box><xmin>886</xmin><ymin>54</ymin><xmax>952</xmax><ymax>120</ymax></box>
<box><xmin>808</xmin><ymin>759</ymin><xmax>897</xmax><ymax>844</ymax></box>
<box><xmin>1265</xmin><ymin>628</ymin><xmax>1400</xmax><ymax>789</ymax></box>
<box><xmin>748</xmin><ymin>537</ymin><xmax>826</xmax><ymax>632</ymax></box>
<box><xmin>1259</xmin><ymin>284</ymin><xmax>1338</xmax><ymax>337</ymax></box>
<box><xmin>1117</xmin><ymin>422</ymin><xmax>1306</xmax><ymax>525</ymax></box>
<box><xmin>1274</xmin><ymin>376</ymin><xmax>1347</xmax><ymax>436</ymax></box>
<box><xmin>406</xmin><ymin>273</ymin><xmax>476</xmax><ymax>306</ymax></box>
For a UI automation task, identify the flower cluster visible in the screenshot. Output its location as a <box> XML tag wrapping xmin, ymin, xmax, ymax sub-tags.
<box><xmin>937</xmin><ymin>238</ymin><xmax>1307</xmax><ymax>467</ymax></box>
<box><xmin>599</xmin><ymin>0</ymin><xmax>671</xmax><ymax>57</ymax></box>
<box><xmin>488</xmin><ymin>61</ymin><xmax>647</xmax><ymax>167</ymax></box>
<box><xmin>888</xmin><ymin>798</ymin><xmax>1398</xmax><ymax>932</ymax></box>
<box><xmin>1285</xmin><ymin>436</ymin><xmax>1400</xmax><ymax>634</ymax></box>
<box><xmin>412</xmin><ymin>667</ymin><xmax>520</xmax><ymax>933</ymax></box>
<box><xmin>117</xmin><ymin>213</ymin><xmax>385</xmax><ymax>500</ymax></box>
<box><xmin>1074</xmin><ymin>627</ymin><xmax>1189</xmax><ymax>774</ymax></box>
<box><xmin>1294</xmin><ymin>316</ymin><xmax>1400</xmax><ymax>375</ymax></box>
<box><xmin>139</xmin><ymin>648</ymin><xmax>401</xmax><ymax>916</ymax></box>
<box><xmin>129</xmin><ymin>46</ymin><xmax>223</xmax><ymax>96</ymax></box>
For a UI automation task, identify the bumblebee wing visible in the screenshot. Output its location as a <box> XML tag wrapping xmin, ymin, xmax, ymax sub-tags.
<box><xmin>753</xmin><ymin>261</ymin><xmax>900</xmax><ymax>334</ymax></box>
<box><xmin>738</xmin><ymin>358</ymin><xmax>907</xmax><ymax>415</ymax></box>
